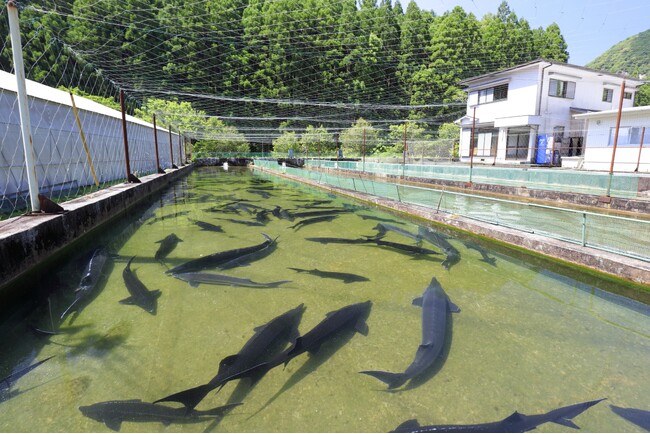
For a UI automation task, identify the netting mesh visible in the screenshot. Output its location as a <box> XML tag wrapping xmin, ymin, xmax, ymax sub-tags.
<box><xmin>0</xmin><ymin>0</ymin><xmax>647</xmax><ymax>218</ymax></box>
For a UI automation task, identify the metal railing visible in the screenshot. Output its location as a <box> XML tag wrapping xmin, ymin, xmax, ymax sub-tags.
<box><xmin>307</xmin><ymin>159</ymin><xmax>645</xmax><ymax>199</ymax></box>
<box><xmin>254</xmin><ymin>159</ymin><xmax>650</xmax><ymax>262</ymax></box>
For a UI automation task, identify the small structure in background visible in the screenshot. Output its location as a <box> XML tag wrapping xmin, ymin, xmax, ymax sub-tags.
<box><xmin>456</xmin><ymin>59</ymin><xmax>644</xmax><ymax>168</ymax></box>
<box><xmin>573</xmin><ymin>106</ymin><xmax>650</xmax><ymax>172</ymax></box>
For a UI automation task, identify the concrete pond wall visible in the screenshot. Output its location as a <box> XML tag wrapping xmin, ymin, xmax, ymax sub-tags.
<box><xmin>0</xmin><ymin>165</ymin><xmax>193</xmax><ymax>296</ymax></box>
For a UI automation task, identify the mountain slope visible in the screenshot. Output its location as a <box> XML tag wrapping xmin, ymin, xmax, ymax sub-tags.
<box><xmin>587</xmin><ymin>29</ymin><xmax>650</xmax><ymax>78</ymax></box>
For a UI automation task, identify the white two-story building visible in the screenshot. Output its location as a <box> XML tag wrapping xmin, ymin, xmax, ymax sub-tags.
<box><xmin>456</xmin><ymin>59</ymin><xmax>644</xmax><ymax>165</ymax></box>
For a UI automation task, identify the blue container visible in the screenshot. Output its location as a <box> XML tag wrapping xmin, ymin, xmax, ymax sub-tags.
<box><xmin>536</xmin><ymin>135</ymin><xmax>551</xmax><ymax>164</ymax></box>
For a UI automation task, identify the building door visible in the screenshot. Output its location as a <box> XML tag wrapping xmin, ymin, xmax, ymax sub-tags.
<box><xmin>506</xmin><ymin>128</ymin><xmax>530</xmax><ymax>159</ymax></box>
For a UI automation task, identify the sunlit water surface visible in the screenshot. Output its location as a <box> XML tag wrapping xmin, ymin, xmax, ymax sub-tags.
<box><xmin>0</xmin><ymin>166</ymin><xmax>648</xmax><ymax>432</ymax></box>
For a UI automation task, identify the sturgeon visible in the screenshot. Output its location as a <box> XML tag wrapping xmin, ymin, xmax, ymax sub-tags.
<box><xmin>166</xmin><ymin>234</ymin><xmax>276</xmax><ymax>275</ymax></box>
<box><xmin>79</xmin><ymin>400</ymin><xmax>241</xmax><ymax>431</ymax></box>
<box><xmin>391</xmin><ymin>398</ymin><xmax>606</xmax><ymax>432</ymax></box>
<box><xmin>61</xmin><ymin>248</ymin><xmax>109</xmax><ymax>319</ymax></box>
<box><xmin>361</xmin><ymin>277</ymin><xmax>459</xmax><ymax>389</ymax></box>
<box><xmin>121</xmin><ymin>257</ymin><xmax>161</xmax><ymax>314</ymax></box>
<box><xmin>154</xmin><ymin>304</ymin><xmax>305</xmax><ymax>411</ymax></box>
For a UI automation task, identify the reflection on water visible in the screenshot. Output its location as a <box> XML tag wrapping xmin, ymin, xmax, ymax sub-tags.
<box><xmin>0</xmin><ymin>166</ymin><xmax>648</xmax><ymax>432</ymax></box>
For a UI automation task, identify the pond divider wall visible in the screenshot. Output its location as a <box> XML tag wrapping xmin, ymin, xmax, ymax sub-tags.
<box><xmin>252</xmin><ymin>164</ymin><xmax>650</xmax><ymax>294</ymax></box>
<box><xmin>308</xmin><ymin>164</ymin><xmax>650</xmax><ymax>214</ymax></box>
<box><xmin>0</xmin><ymin>165</ymin><xmax>193</xmax><ymax>293</ymax></box>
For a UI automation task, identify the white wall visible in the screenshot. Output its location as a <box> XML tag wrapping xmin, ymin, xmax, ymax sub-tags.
<box><xmin>0</xmin><ymin>83</ymin><xmax>180</xmax><ymax>206</ymax></box>
<box><xmin>580</xmin><ymin>111</ymin><xmax>650</xmax><ymax>172</ymax></box>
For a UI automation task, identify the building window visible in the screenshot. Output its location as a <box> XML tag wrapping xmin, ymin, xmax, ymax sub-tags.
<box><xmin>471</xmin><ymin>128</ymin><xmax>499</xmax><ymax>157</ymax></box>
<box><xmin>602</xmin><ymin>88</ymin><xmax>613</xmax><ymax>102</ymax></box>
<box><xmin>553</xmin><ymin>126</ymin><xmax>565</xmax><ymax>144</ymax></box>
<box><xmin>494</xmin><ymin>84</ymin><xmax>508</xmax><ymax>101</ymax></box>
<box><xmin>548</xmin><ymin>78</ymin><xmax>576</xmax><ymax>99</ymax></box>
<box><xmin>477</xmin><ymin>83</ymin><xmax>508</xmax><ymax>104</ymax></box>
<box><xmin>608</xmin><ymin>127</ymin><xmax>650</xmax><ymax>147</ymax></box>
<box><xmin>506</xmin><ymin>128</ymin><xmax>530</xmax><ymax>159</ymax></box>
<box><xmin>624</xmin><ymin>92</ymin><xmax>633</xmax><ymax>100</ymax></box>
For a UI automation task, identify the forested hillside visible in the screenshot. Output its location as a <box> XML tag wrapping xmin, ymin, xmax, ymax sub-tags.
<box><xmin>587</xmin><ymin>28</ymin><xmax>650</xmax><ymax>107</ymax></box>
<box><xmin>1</xmin><ymin>0</ymin><xmax>569</xmax><ymax>152</ymax></box>
<box><xmin>587</xmin><ymin>29</ymin><xmax>650</xmax><ymax>78</ymax></box>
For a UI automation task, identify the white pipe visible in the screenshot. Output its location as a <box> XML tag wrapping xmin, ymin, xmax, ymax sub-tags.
<box><xmin>7</xmin><ymin>1</ymin><xmax>40</xmax><ymax>212</ymax></box>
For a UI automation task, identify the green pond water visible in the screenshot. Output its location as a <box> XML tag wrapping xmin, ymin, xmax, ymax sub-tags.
<box><xmin>0</xmin><ymin>166</ymin><xmax>648</xmax><ymax>432</ymax></box>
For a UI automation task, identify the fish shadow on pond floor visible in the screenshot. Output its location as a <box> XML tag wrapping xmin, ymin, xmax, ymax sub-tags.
<box><xmin>371</xmin><ymin>315</ymin><xmax>454</xmax><ymax>394</ymax></box>
<box><xmin>246</xmin><ymin>327</ymin><xmax>360</xmax><ymax>420</ymax></box>
<box><xmin>202</xmin><ymin>378</ymin><xmax>258</xmax><ymax>432</ymax></box>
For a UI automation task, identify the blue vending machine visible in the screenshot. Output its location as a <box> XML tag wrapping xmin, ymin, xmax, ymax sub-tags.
<box><xmin>536</xmin><ymin>134</ymin><xmax>552</xmax><ymax>164</ymax></box>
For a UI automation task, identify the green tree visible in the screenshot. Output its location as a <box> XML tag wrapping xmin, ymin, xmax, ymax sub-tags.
<box><xmin>301</xmin><ymin>125</ymin><xmax>334</xmax><ymax>155</ymax></box>
<box><xmin>193</xmin><ymin>123</ymin><xmax>250</xmax><ymax>156</ymax></box>
<box><xmin>635</xmin><ymin>84</ymin><xmax>650</xmax><ymax>107</ymax></box>
<box><xmin>533</xmin><ymin>23</ymin><xmax>569</xmax><ymax>62</ymax></box>
<box><xmin>397</xmin><ymin>1</ymin><xmax>434</xmax><ymax>101</ymax></box>
<box><xmin>388</xmin><ymin>122</ymin><xmax>431</xmax><ymax>157</ymax></box>
<box><xmin>340</xmin><ymin>118</ymin><xmax>379</xmax><ymax>157</ymax></box>
<box><xmin>410</xmin><ymin>7</ymin><xmax>480</xmax><ymax>119</ymax></box>
<box><xmin>480</xmin><ymin>2</ymin><xmax>535</xmax><ymax>71</ymax></box>
<box><xmin>272</xmin><ymin>131</ymin><xmax>302</xmax><ymax>155</ymax></box>
<box><xmin>433</xmin><ymin>122</ymin><xmax>460</xmax><ymax>160</ymax></box>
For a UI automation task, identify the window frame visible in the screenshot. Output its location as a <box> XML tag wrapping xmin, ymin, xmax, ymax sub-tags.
<box><xmin>476</xmin><ymin>83</ymin><xmax>508</xmax><ymax>105</ymax></box>
<box><xmin>602</xmin><ymin>88</ymin><xmax>613</xmax><ymax>102</ymax></box>
<box><xmin>548</xmin><ymin>78</ymin><xmax>576</xmax><ymax>99</ymax></box>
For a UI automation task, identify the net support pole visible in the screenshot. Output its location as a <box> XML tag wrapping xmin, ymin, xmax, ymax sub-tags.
<box><xmin>634</xmin><ymin>127</ymin><xmax>645</xmax><ymax>172</ymax></box>
<box><xmin>168</xmin><ymin>125</ymin><xmax>175</xmax><ymax>168</ymax></box>
<box><xmin>152</xmin><ymin>114</ymin><xmax>163</xmax><ymax>173</ymax></box>
<box><xmin>468</xmin><ymin>106</ymin><xmax>476</xmax><ymax>185</ymax></box>
<box><xmin>119</xmin><ymin>90</ymin><xmax>133</xmax><ymax>181</ymax></box>
<box><xmin>178</xmin><ymin>131</ymin><xmax>183</xmax><ymax>165</ymax></box>
<box><xmin>605</xmin><ymin>79</ymin><xmax>625</xmax><ymax>197</ymax></box>
<box><xmin>402</xmin><ymin>123</ymin><xmax>407</xmax><ymax>177</ymax></box>
<box><xmin>7</xmin><ymin>1</ymin><xmax>40</xmax><ymax>212</ymax></box>
<box><xmin>362</xmin><ymin>128</ymin><xmax>366</xmax><ymax>173</ymax></box>
<box><xmin>70</xmin><ymin>92</ymin><xmax>99</xmax><ymax>187</ymax></box>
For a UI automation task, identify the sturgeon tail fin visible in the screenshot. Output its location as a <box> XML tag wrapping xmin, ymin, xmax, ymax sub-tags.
<box><xmin>546</xmin><ymin>398</ymin><xmax>607</xmax><ymax>429</ymax></box>
<box><xmin>359</xmin><ymin>370</ymin><xmax>407</xmax><ymax>389</ymax></box>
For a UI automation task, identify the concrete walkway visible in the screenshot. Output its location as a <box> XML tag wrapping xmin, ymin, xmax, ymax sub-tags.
<box><xmin>0</xmin><ymin>165</ymin><xmax>192</xmax><ymax>291</ymax></box>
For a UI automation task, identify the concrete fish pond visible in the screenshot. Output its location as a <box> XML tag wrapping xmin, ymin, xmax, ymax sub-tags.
<box><xmin>0</xmin><ymin>166</ymin><xmax>648</xmax><ymax>432</ymax></box>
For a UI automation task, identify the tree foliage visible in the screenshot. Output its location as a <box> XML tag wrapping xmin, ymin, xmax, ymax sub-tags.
<box><xmin>340</xmin><ymin>118</ymin><xmax>379</xmax><ymax>156</ymax></box>
<box><xmin>2</xmin><ymin>0</ymin><xmax>582</xmax><ymax>147</ymax></box>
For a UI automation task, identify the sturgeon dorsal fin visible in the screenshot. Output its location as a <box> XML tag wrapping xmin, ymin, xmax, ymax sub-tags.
<box><xmin>502</xmin><ymin>411</ymin><xmax>525</xmax><ymax>424</ymax></box>
<box><xmin>219</xmin><ymin>354</ymin><xmax>239</xmax><ymax>370</ymax></box>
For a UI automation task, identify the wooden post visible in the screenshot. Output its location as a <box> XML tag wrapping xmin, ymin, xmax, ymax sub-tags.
<box><xmin>120</xmin><ymin>90</ymin><xmax>132</xmax><ymax>181</ymax></box>
<box><xmin>178</xmin><ymin>131</ymin><xmax>183</xmax><ymax>165</ymax></box>
<box><xmin>402</xmin><ymin>123</ymin><xmax>407</xmax><ymax>177</ymax></box>
<box><xmin>168</xmin><ymin>125</ymin><xmax>175</xmax><ymax>168</ymax></box>
<box><xmin>70</xmin><ymin>93</ymin><xmax>99</xmax><ymax>186</ymax></box>
<box><xmin>634</xmin><ymin>127</ymin><xmax>645</xmax><ymax>172</ymax></box>
<box><xmin>152</xmin><ymin>114</ymin><xmax>162</xmax><ymax>173</ymax></box>
<box><xmin>468</xmin><ymin>106</ymin><xmax>477</xmax><ymax>185</ymax></box>
<box><xmin>362</xmin><ymin>128</ymin><xmax>366</xmax><ymax>172</ymax></box>
<box><xmin>605</xmin><ymin>79</ymin><xmax>626</xmax><ymax>197</ymax></box>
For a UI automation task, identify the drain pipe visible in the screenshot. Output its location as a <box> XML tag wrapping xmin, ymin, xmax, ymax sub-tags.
<box><xmin>7</xmin><ymin>1</ymin><xmax>40</xmax><ymax>213</ymax></box>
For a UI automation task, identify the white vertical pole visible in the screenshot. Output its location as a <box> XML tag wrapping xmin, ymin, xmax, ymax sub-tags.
<box><xmin>7</xmin><ymin>1</ymin><xmax>40</xmax><ymax>212</ymax></box>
